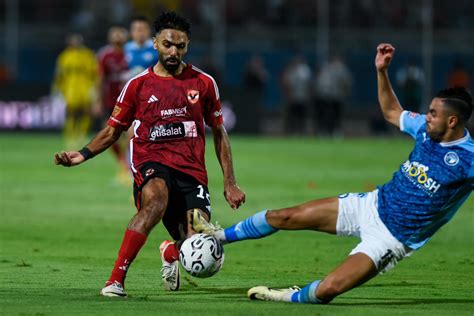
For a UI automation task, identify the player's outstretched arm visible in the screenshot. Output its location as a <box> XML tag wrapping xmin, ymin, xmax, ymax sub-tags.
<box><xmin>212</xmin><ymin>124</ymin><xmax>246</xmax><ymax>209</ymax></box>
<box><xmin>54</xmin><ymin>125</ymin><xmax>123</xmax><ymax>167</ymax></box>
<box><xmin>375</xmin><ymin>43</ymin><xmax>403</xmax><ymax>128</ymax></box>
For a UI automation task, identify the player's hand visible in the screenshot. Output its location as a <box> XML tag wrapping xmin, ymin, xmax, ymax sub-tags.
<box><xmin>54</xmin><ymin>151</ymin><xmax>85</xmax><ymax>167</ymax></box>
<box><xmin>224</xmin><ymin>183</ymin><xmax>246</xmax><ymax>210</ymax></box>
<box><xmin>375</xmin><ymin>43</ymin><xmax>395</xmax><ymax>71</ymax></box>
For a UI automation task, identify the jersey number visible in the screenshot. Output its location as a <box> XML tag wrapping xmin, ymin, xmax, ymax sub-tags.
<box><xmin>196</xmin><ymin>185</ymin><xmax>210</xmax><ymax>203</ymax></box>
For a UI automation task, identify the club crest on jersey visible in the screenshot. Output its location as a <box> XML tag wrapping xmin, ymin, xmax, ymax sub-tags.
<box><xmin>444</xmin><ymin>151</ymin><xmax>459</xmax><ymax>166</ymax></box>
<box><xmin>187</xmin><ymin>90</ymin><xmax>199</xmax><ymax>104</ymax></box>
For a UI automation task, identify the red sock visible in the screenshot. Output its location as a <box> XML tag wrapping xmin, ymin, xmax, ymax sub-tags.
<box><xmin>107</xmin><ymin>229</ymin><xmax>147</xmax><ymax>286</ymax></box>
<box><xmin>162</xmin><ymin>243</ymin><xmax>179</xmax><ymax>263</ymax></box>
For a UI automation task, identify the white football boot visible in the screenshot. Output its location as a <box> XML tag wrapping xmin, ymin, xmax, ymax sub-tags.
<box><xmin>159</xmin><ymin>240</ymin><xmax>180</xmax><ymax>291</ymax></box>
<box><xmin>100</xmin><ymin>281</ymin><xmax>127</xmax><ymax>297</ymax></box>
<box><xmin>247</xmin><ymin>286</ymin><xmax>301</xmax><ymax>302</ymax></box>
<box><xmin>192</xmin><ymin>209</ymin><xmax>225</xmax><ymax>243</ymax></box>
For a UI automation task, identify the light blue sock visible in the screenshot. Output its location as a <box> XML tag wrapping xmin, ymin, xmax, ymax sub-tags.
<box><xmin>290</xmin><ymin>280</ymin><xmax>327</xmax><ymax>304</ymax></box>
<box><xmin>224</xmin><ymin>210</ymin><xmax>277</xmax><ymax>243</ymax></box>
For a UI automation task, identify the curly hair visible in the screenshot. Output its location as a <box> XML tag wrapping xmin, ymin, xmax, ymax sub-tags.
<box><xmin>435</xmin><ymin>86</ymin><xmax>473</xmax><ymax>123</ymax></box>
<box><xmin>153</xmin><ymin>11</ymin><xmax>191</xmax><ymax>35</ymax></box>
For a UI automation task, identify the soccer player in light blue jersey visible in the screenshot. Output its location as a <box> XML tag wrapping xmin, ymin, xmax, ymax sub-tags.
<box><xmin>193</xmin><ymin>43</ymin><xmax>473</xmax><ymax>304</ymax></box>
<box><xmin>123</xmin><ymin>16</ymin><xmax>158</xmax><ymax>79</ymax></box>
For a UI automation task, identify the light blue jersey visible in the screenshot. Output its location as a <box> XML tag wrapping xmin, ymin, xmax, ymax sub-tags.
<box><xmin>124</xmin><ymin>39</ymin><xmax>157</xmax><ymax>70</ymax></box>
<box><xmin>378</xmin><ymin>111</ymin><xmax>474</xmax><ymax>250</ymax></box>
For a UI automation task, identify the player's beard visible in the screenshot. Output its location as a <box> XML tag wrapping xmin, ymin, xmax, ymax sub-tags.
<box><xmin>426</xmin><ymin>125</ymin><xmax>446</xmax><ymax>142</ymax></box>
<box><xmin>161</xmin><ymin>55</ymin><xmax>181</xmax><ymax>74</ymax></box>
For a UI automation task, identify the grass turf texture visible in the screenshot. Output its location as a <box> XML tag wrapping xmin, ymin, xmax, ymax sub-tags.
<box><xmin>0</xmin><ymin>133</ymin><xmax>473</xmax><ymax>315</ymax></box>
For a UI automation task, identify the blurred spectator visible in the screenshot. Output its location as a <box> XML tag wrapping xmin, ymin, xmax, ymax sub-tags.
<box><xmin>313</xmin><ymin>56</ymin><xmax>352</xmax><ymax>137</ymax></box>
<box><xmin>447</xmin><ymin>60</ymin><xmax>471</xmax><ymax>89</ymax></box>
<box><xmin>281</xmin><ymin>55</ymin><xmax>312</xmax><ymax>134</ymax></box>
<box><xmin>198</xmin><ymin>56</ymin><xmax>222</xmax><ymax>86</ymax></box>
<box><xmin>396</xmin><ymin>61</ymin><xmax>425</xmax><ymax>112</ymax></box>
<box><xmin>244</xmin><ymin>55</ymin><xmax>269</xmax><ymax>91</ymax></box>
<box><xmin>243</xmin><ymin>54</ymin><xmax>269</xmax><ymax>111</ymax></box>
<box><xmin>123</xmin><ymin>16</ymin><xmax>158</xmax><ymax>80</ymax></box>
<box><xmin>97</xmin><ymin>26</ymin><xmax>129</xmax><ymax>120</ymax></box>
<box><xmin>52</xmin><ymin>33</ymin><xmax>98</xmax><ymax>148</ymax></box>
<box><xmin>96</xmin><ymin>26</ymin><xmax>129</xmax><ymax>184</ymax></box>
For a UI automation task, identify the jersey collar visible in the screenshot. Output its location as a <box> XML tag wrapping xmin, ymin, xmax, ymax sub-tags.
<box><xmin>439</xmin><ymin>129</ymin><xmax>471</xmax><ymax>147</ymax></box>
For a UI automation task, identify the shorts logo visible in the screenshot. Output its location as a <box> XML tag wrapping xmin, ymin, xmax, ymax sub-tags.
<box><xmin>408</xmin><ymin>111</ymin><xmax>419</xmax><ymax>118</ymax></box>
<box><xmin>145</xmin><ymin>168</ymin><xmax>155</xmax><ymax>177</ymax></box>
<box><xmin>378</xmin><ymin>249</ymin><xmax>394</xmax><ymax>271</ymax></box>
<box><xmin>444</xmin><ymin>151</ymin><xmax>459</xmax><ymax>166</ymax></box>
<box><xmin>214</xmin><ymin>110</ymin><xmax>222</xmax><ymax>117</ymax></box>
<box><xmin>187</xmin><ymin>90</ymin><xmax>199</xmax><ymax>104</ymax></box>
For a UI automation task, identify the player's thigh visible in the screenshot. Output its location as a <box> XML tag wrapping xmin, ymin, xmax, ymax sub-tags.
<box><xmin>140</xmin><ymin>177</ymin><xmax>169</xmax><ymax>215</ymax></box>
<box><xmin>133</xmin><ymin>162</ymin><xmax>172</xmax><ymax>212</ymax></box>
<box><xmin>266</xmin><ymin>197</ymin><xmax>339</xmax><ymax>233</ymax></box>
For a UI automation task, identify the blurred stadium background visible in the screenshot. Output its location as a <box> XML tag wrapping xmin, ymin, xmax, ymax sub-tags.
<box><xmin>1</xmin><ymin>0</ymin><xmax>473</xmax><ymax>135</ymax></box>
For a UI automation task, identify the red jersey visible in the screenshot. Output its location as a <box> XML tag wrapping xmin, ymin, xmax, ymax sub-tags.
<box><xmin>97</xmin><ymin>45</ymin><xmax>128</xmax><ymax>110</ymax></box>
<box><xmin>108</xmin><ymin>65</ymin><xmax>224</xmax><ymax>185</ymax></box>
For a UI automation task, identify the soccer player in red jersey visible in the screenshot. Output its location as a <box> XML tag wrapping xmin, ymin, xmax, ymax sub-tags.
<box><xmin>54</xmin><ymin>12</ymin><xmax>246</xmax><ymax>297</ymax></box>
<box><xmin>96</xmin><ymin>26</ymin><xmax>130</xmax><ymax>183</ymax></box>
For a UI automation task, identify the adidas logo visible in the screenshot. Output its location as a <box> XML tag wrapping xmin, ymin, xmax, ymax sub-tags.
<box><xmin>147</xmin><ymin>95</ymin><xmax>159</xmax><ymax>103</ymax></box>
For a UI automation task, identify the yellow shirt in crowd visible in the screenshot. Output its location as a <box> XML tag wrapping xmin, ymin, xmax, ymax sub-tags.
<box><xmin>53</xmin><ymin>46</ymin><xmax>98</xmax><ymax>108</ymax></box>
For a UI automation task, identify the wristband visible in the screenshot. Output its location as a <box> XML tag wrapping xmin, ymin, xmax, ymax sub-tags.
<box><xmin>79</xmin><ymin>147</ymin><xmax>94</xmax><ymax>161</ymax></box>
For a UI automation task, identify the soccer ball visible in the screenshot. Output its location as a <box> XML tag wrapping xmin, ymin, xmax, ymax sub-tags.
<box><xmin>179</xmin><ymin>233</ymin><xmax>225</xmax><ymax>278</ymax></box>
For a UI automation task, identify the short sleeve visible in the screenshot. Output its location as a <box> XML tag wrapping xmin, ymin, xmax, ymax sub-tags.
<box><xmin>202</xmin><ymin>76</ymin><xmax>224</xmax><ymax>127</ymax></box>
<box><xmin>400</xmin><ymin>110</ymin><xmax>426</xmax><ymax>138</ymax></box>
<box><xmin>107</xmin><ymin>78</ymin><xmax>137</xmax><ymax>130</ymax></box>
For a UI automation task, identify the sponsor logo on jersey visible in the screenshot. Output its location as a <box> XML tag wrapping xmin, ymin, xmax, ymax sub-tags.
<box><xmin>148</xmin><ymin>121</ymin><xmax>197</xmax><ymax>141</ymax></box>
<box><xmin>149</xmin><ymin>123</ymin><xmax>185</xmax><ymax>141</ymax></box>
<box><xmin>187</xmin><ymin>90</ymin><xmax>199</xmax><ymax>104</ymax></box>
<box><xmin>401</xmin><ymin>160</ymin><xmax>441</xmax><ymax>195</ymax></box>
<box><xmin>161</xmin><ymin>106</ymin><xmax>187</xmax><ymax>118</ymax></box>
<box><xmin>444</xmin><ymin>151</ymin><xmax>459</xmax><ymax>166</ymax></box>
<box><xmin>147</xmin><ymin>95</ymin><xmax>159</xmax><ymax>103</ymax></box>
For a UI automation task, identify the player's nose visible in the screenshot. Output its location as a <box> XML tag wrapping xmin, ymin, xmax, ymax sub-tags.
<box><xmin>169</xmin><ymin>46</ymin><xmax>178</xmax><ymax>56</ymax></box>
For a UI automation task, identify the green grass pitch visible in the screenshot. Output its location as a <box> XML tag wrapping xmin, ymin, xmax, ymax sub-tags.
<box><xmin>1</xmin><ymin>133</ymin><xmax>473</xmax><ymax>315</ymax></box>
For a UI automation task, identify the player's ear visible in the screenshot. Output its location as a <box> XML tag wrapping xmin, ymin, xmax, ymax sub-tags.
<box><xmin>447</xmin><ymin>115</ymin><xmax>458</xmax><ymax>129</ymax></box>
<box><xmin>152</xmin><ymin>36</ymin><xmax>158</xmax><ymax>50</ymax></box>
